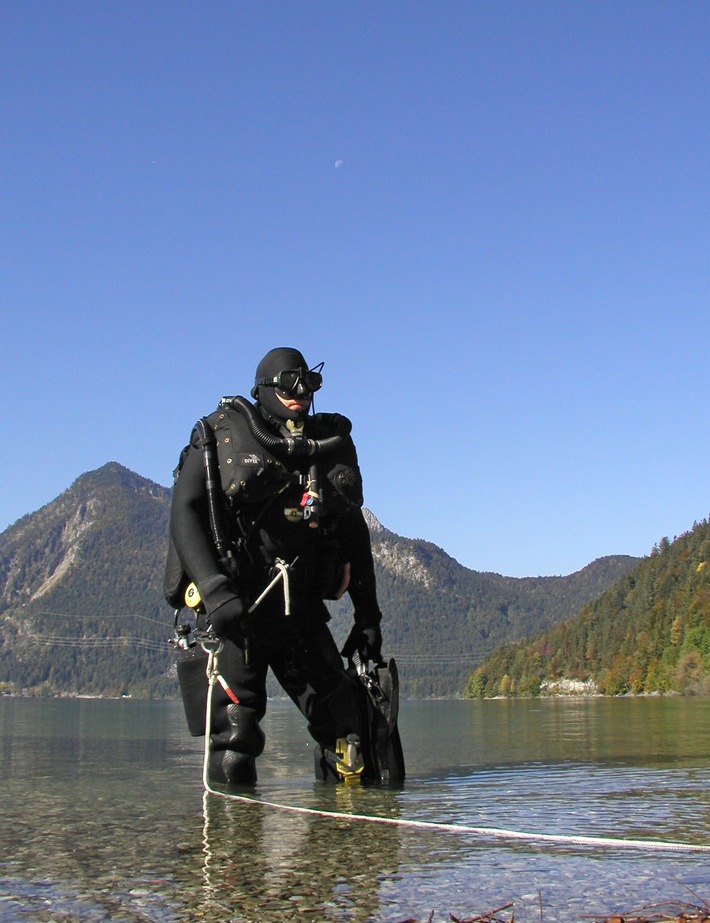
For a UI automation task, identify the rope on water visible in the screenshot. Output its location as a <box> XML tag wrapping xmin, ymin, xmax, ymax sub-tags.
<box><xmin>201</xmin><ymin>648</ymin><xmax>710</xmax><ymax>856</ymax></box>
<box><xmin>204</xmin><ymin>785</ymin><xmax>710</xmax><ymax>854</ymax></box>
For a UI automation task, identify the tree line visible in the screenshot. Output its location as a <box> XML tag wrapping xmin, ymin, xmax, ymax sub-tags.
<box><xmin>466</xmin><ymin>520</ymin><xmax>710</xmax><ymax>697</ymax></box>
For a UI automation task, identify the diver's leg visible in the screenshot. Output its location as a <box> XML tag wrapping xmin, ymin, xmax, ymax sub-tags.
<box><xmin>207</xmin><ymin>639</ymin><xmax>267</xmax><ymax>786</ymax></box>
<box><xmin>271</xmin><ymin>622</ymin><xmax>374</xmax><ymax>781</ymax></box>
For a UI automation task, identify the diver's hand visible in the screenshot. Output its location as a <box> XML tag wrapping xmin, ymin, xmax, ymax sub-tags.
<box><xmin>341</xmin><ymin>624</ymin><xmax>383</xmax><ymax>665</ymax></box>
<box><xmin>199</xmin><ymin>574</ymin><xmax>249</xmax><ymax>639</ymax></box>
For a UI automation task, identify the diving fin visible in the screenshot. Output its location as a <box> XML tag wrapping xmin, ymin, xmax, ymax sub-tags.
<box><xmin>356</xmin><ymin>656</ymin><xmax>405</xmax><ymax>786</ymax></box>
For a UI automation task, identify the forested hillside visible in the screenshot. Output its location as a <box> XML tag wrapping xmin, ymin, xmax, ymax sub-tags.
<box><xmin>331</xmin><ymin>523</ymin><xmax>638</xmax><ymax>696</ymax></box>
<box><xmin>465</xmin><ymin>520</ymin><xmax>710</xmax><ymax>697</ymax></box>
<box><xmin>1</xmin><ymin>463</ymin><xmax>639</xmax><ymax>698</ymax></box>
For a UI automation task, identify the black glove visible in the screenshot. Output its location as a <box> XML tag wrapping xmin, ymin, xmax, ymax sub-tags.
<box><xmin>199</xmin><ymin>574</ymin><xmax>249</xmax><ymax>640</ymax></box>
<box><xmin>340</xmin><ymin>624</ymin><xmax>383</xmax><ymax>665</ymax></box>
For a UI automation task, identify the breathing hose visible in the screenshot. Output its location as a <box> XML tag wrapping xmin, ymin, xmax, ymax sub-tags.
<box><xmin>220</xmin><ymin>395</ymin><xmax>351</xmax><ymax>457</ymax></box>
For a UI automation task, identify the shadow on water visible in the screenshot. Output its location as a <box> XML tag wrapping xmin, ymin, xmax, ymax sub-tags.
<box><xmin>0</xmin><ymin>696</ymin><xmax>708</xmax><ymax>923</ymax></box>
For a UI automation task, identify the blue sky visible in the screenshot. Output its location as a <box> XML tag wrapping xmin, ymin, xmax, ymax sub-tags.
<box><xmin>2</xmin><ymin>1</ymin><xmax>708</xmax><ymax>577</ymax></box>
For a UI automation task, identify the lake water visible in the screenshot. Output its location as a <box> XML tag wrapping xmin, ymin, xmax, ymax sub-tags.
<box><xmin>0</xmin><ymin>696</ymin><xmax>708</xmax><ymax>923</ymax></box>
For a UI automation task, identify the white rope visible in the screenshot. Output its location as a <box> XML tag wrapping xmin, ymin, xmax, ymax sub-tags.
<box><xmin>203</xmin><ymin>784</ymin><xmax>710</xmax><ymax>854</ymax></box>
<box><xmin>247</xmin><ymin>557</ymin><xmax>294</xmax><ymax>616</ymax></box>
<box><xmin>199</xmin><ymin>648</ymin><xmax>709</xmax><ymax>855</ymax></box>
<box><xmin>202</xmin><ymin>646</ymin><xmax>219</xmax><ymax>791</ymax></box>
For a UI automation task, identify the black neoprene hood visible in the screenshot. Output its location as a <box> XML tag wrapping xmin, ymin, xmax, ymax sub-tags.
<box><xmin>252</xmin><ymin>346</ymin><xmax>313</xmax><ymax>422</ymax></box>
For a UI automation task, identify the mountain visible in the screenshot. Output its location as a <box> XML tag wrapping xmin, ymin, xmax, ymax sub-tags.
<box><xmin>465</xmin><ymin>520</ymin><xmax>710</xmax><ymax>697</ymax></box>
<box><xmin>0</xmin><ymin>463</ymin><xmax>174</xmax><ymax>698</ymax></box>
<box><xmin>0</xmin><ymin>463</ymin><xmax>639</xmax><ymax>698</ymax></box>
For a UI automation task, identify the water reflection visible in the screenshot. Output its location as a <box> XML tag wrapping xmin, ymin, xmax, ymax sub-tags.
<box><xmin>179</xmin><ymin>789</ymin><xmax>403</xmax><ymax>921</ymax></box>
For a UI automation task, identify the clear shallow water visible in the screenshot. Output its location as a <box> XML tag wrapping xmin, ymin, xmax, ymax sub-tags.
<box><xmin>0</xmin><ymin>696</ymin><xmax>708</xmax><ymax>923</ymax></box>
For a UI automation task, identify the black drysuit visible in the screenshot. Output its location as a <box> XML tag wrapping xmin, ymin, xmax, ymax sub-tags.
<box><xmin>168</xmin><ymin>402</ymin><xmax>382</xmax><ymax>785</ymax></box>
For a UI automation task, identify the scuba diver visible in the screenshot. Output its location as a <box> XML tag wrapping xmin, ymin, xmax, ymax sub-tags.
<box><xmin>165</xmin><ymin>347</ymin><xmax>404</xmax><ymax>789</ymax></box>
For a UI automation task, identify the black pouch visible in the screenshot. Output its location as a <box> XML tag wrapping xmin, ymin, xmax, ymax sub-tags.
<box><xmin>176</xmin><ymin>646</ymin><xmax>209</xmax><ymax>736</ymax></box>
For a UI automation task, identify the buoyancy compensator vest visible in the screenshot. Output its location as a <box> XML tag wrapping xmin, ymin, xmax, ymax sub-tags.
<box><xmin>163</xmin><ymin>397</ymin><xmax>364</xmax><ymax>609</ymax></box>
<box><xmin>210</xmin><ymin>398</ymin><xmax>363</xmax><ymax>509</ymax></box>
